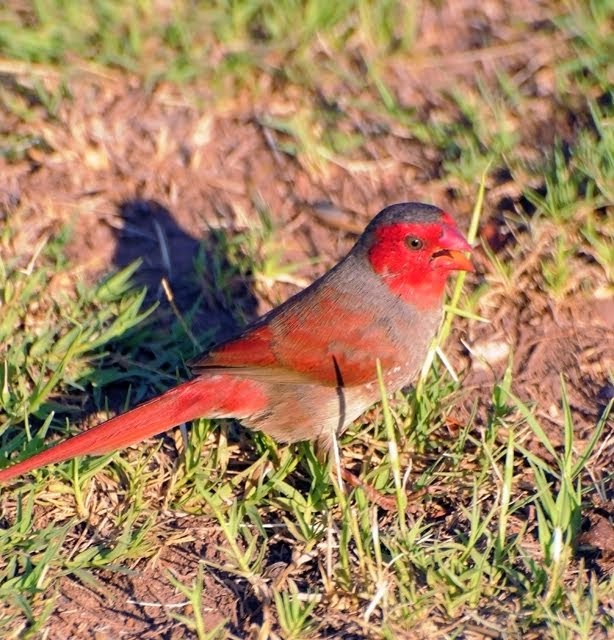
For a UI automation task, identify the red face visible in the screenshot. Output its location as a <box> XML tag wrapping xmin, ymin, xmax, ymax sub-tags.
<box><xmin>368</xmin><ymin>213</ymin><xmax>474</xmax><ymax>308</ymax></box>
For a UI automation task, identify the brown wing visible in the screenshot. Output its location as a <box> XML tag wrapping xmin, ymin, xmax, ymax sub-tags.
<box><xmin>191</xmin><ymin>286</ymin><xmax>407</xmax><ymax>388</ymax></box>
<box><xmin>190</xmin><ymin>323</ymin><xmax>318</xmax><ymax>384</ymax></box>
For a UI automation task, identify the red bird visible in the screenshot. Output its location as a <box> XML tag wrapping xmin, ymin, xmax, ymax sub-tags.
<box><xmin>0</xmin><ymin>203</ymin><xmax>473</xmax><ymax>484</ymax></box>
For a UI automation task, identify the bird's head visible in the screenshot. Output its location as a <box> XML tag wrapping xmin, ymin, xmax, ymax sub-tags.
<box><xmin>362</xmin><ymin>202</ymin><xmax>474</xmax><ymax>308</ymax></box>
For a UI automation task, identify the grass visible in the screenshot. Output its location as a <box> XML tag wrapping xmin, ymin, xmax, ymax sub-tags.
<box><xmin>1</xmin><ymin>0</ymin><xmax>613</xmax><ymax>638</ymax></box>
<box><xmin>0</xmin><ymin>240</ymin><xmax>153</xmax><ymax>437</ymax></box>
<box><xmin>0</xmin><ymin>0</ymin><xmax>418</xmax><ymax>93</ymax></box>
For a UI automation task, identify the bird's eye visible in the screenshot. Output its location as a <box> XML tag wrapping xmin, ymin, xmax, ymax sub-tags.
<box><xmin>405</xmin><ymin>236</ymin><xmax>424</xmax><ymax>250</ymax></box>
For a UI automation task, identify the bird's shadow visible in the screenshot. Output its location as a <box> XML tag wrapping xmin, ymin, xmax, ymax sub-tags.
<box><xmin>114</xmin><ymin>199</ymin><xmax>258</xmax><ymax>333</ymax></box>
<box><xmin>94</xmin><ymin>198</ymin><xmax>260</xmax><ymax>411</ymax></box>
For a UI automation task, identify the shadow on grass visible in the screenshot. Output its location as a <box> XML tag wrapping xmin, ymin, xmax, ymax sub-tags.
<box><xmin>94</xmin><ymin>198</ymin><xmax>261</xmax><ymax>406</ymax></box>
<box><xmin>114</xmin><ymin>198</ymin><xmax>259</xmax><ymax>338</ymax></box>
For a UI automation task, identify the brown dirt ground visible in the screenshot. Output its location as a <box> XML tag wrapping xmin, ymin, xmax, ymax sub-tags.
<box><xmin>1</xmin><ymin>2</ymin><xmax>612</xmax><ymax>638</ymax></box>
<box><xmin>48</xmin><ymin>526</ymin><xmax>243</xmax><ymax>639</ymax></box>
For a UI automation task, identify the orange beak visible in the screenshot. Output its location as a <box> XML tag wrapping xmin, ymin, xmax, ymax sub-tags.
<box><xmin>432</xmin><ymin>225</ymin><xmax>475</xmax><ymax>272</ymax></box>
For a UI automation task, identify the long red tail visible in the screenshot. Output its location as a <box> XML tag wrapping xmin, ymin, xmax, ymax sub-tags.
<box><xmin>0</xmin><ymin>376</ymin><xmax>265</xmax><ymax>483</ymax></box>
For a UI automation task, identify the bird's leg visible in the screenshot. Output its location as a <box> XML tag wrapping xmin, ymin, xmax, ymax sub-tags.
<box><xmin>339</xmin><ymin>467</ymin><xmax>429</xmax><ymax>512</ymax></box>
<box><xmin>338</xmin><ymin>467</ymin><xmax>399</xmax><ymax>511</ymax></box>
<box><xmin>317</xmin><ymin>435</ymin><xmax>424</xmax><ymax>512</ymax></box>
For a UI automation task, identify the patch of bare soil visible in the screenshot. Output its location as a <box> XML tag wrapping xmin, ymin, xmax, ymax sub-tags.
<box><xmin>462</xmin><ymin>291</ymin><xmax>613</xmax><ymax>438</ymax></box>
<box><xmin>1</xmin><ymin>1</ymin><xmax>612</xmax><ymax>637</ymax></box>
<box><xmin>47</xmin><ymin>523</ymin><xmax>240</xmax><ymax>640</ymax></box>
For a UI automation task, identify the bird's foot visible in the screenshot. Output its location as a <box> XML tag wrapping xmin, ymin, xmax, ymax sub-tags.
<box><xmin>339</xmin><ymin>467</ymin><xmax>427</xmax><ymax>512</ymax></box>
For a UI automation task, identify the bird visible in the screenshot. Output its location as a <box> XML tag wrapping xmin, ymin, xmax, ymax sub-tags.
<box><xmin>0</xmin><ymin>202</ymin><xmax>473</xmax><ymax>485</ymax></box>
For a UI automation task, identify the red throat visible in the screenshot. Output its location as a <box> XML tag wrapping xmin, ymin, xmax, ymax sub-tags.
<box><xmin>367</xmin><ymin>219</ymin><xmax>472</xmax><ymax>309</ymax></box>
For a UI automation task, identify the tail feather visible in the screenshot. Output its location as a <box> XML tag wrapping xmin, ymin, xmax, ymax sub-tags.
<box><xmin>0</xmin><ymin>376</ymin><xmax>265</xmax><ymax>483</ymax></box>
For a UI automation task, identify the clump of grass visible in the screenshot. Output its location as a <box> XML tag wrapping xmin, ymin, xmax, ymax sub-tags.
<box><xmin>0</xmin><ymin>1</ymin><xmax>418</xmax><ymax>91</ymax></box>
<box><xmin>0</xmin><ymin>226</ymin><xmax>172</xmax><ymax>631</ymax></box>
<box><xmin>522</xmin><ymin>101</ymin><xmax>613</xmax><ymax>299</ymax></box>
<box><xmin>0</xmin><ymin>233</ymin><xmax>153</xmax><ymax>444</ymax></box>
